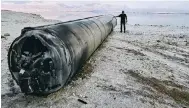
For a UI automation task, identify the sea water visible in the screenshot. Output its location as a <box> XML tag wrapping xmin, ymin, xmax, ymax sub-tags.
<box><xmin>126</xmin><ymin>12</ymin><xmax>189</xmax><ymax>27</ymax></box>
<box><xmin>56</xmin><ymin>12</ymin><xmax>189</xmax><ymax>27</ymax></box>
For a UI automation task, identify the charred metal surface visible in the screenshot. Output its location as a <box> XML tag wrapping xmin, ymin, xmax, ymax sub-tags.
<box><xmin>8</xmin><ymin>15</ymin><xmax>117</xmax><ymax>94</ymax></box>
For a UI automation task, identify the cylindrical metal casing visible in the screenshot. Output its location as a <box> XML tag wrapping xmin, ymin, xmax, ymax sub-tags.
<box><xmin>8</xmin><ymin>15</ymin><xmax>117</xmax><ymax>94</ymax></box>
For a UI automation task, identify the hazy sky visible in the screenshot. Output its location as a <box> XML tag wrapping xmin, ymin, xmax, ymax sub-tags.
<box><xmin>2</xmin><ymin>0</ymin><xmax>189</xmax><ymax>10</ymax></box>
<box><xmin>2</xmin><ymin>0</ymin><xmax>189</xmax><ymax>19</ymax></box>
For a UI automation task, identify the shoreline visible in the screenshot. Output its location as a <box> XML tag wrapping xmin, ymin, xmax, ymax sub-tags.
<box><xmin>2</xmin><ymin>9</ymin><xmax>189</xmax><ymax>27</ymax></box>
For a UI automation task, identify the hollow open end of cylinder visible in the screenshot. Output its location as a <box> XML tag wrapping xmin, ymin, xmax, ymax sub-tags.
<box><xmin>9</xmin><ymin>35</ymin><xmax>56</xmax><ymax>94</ymax></box>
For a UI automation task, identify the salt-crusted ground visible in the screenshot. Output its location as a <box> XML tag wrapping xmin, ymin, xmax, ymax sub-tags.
<box><xmin>1</xmin><ymin>10</ymin><xmax>189</xmax><ymax>108</ymax></box>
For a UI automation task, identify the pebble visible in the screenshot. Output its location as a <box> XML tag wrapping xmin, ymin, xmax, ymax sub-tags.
<box><xmin>1</xmin><ymin>35</ymin><xmax>6</xmax><ymax>39</ymax></box>
<box><xmin>4</xmin><ymin>33</ymin><xmax>10</xmax><ymax>36</ymax></box>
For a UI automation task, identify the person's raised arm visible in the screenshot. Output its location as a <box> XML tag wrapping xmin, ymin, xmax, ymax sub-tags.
<box><xmin>116</xmin><ymin>14</ymin><xmax>121</xmax><ymax>17</ymax></box>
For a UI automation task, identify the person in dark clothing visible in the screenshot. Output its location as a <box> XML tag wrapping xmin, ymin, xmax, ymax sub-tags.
<box><xmin>117</xmin><ymin>11</ymin><xmax>127</xmax><ymax>33</ymax></box>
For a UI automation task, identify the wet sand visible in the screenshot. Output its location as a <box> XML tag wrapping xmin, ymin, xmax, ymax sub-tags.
<box><xmin>1</xmin><ymin>10</ymin><xmax>189</xmax><ymax>108</ymax></box>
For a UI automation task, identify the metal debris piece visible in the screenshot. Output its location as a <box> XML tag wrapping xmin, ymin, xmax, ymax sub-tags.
<box><xmin>78</xmin><ymin>99</ymin><xmax>87</xmax><ymax>104</ymax></box>
<box><xmin>20</xmin><ymin>69</ymin><xmax>25</xmax><ymax>74</ymax></box>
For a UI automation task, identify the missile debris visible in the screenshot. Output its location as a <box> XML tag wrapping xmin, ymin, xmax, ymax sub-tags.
<box><xmin>8</xmin><ymin>15</ymin><xmax>117</xmax><ymax>94</ymax></box>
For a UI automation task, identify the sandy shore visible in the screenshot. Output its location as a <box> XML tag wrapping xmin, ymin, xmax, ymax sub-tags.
<box><xmin>1</xmin><ymin>10</ymin><xmax>189</xmax><ymax>108</ymax></box>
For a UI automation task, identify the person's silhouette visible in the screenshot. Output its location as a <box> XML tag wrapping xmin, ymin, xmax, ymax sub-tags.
<box><xmin>117</xmin><ymin>11</ymin><xmax>127</xmax><ymax>33</ymax></box>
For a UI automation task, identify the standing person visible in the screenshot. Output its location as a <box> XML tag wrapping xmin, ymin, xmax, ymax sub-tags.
<box><xmin>117</xmin><ymin>11</ymin><xmax>127</xmax><ymax>33</ymax></box>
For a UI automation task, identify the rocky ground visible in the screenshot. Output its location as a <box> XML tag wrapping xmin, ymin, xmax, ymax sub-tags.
<box><xmin>1</xmin><ymin>10</ymin><xmax>189</xmax><ymax>108</ymax></box>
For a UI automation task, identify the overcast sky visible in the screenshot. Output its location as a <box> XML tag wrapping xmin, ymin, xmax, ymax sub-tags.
<box><xmin>2</xmin><ymin>1</ymin><xmax>189</xmax><ymax>10</ymax></box>
<box><xmin>2</xmin><ymin>0</ymin><xmax>189</xmax><ymax>19</ymax></box>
